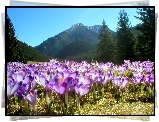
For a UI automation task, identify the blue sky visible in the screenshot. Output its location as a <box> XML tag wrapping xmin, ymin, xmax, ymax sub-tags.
<box><xmin>6</xmin><ymin>2</ymin><xmax>142</xmax><ymax>47</ymax></box>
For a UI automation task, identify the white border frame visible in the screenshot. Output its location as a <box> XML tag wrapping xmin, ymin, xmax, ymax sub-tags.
<box><xmin>0</xmin><ymin>0</ymin><xmax>158</xmax><ymax>121</ymax></box>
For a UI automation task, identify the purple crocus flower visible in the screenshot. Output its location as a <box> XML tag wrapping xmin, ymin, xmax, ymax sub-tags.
<box><xmin>112</xmin><ymin>77</ymin><xmax>129</xmax><ymax>90</ymax></box>
<box><xmin>53</xmin><ymin>81</ymin><xmax>67</xmax><ymax>94</ymax></box>
<box><xmin>120</xmin><ymin>77</ymin><xmax>129</xmax><ymax>90</ymax></box>
<box><xmin>69</xmin><ymin>71</ymin><xmax>78</xmax><ymax>79</ymax></box>
<box><xmin>149</xmin><ymin>74</ymin><xmax>154</xmax><ymax>85</ymax></box>
<box><xmin>23</xmin><ymin>76</ymin><xmax>34</xmax><ymax>84</ymax></box>
<box><xmin>112</xmin><ymin>77</ymin><xmax>121</xmax><ymax>88</ymax></box>
<box><xmin>144</xmin><ymin>74</ymin><xmax>154</xmax><ymax>86</ymax></box>
<box><xmin>119</xmin><ymin>66</ymin><xmax>126</xmax><ymax>73</ymax></box>
<box><xmin>74</xmin><ymin>84</ymin><xmax>90</xmax><ymax>98</ymax></box>
<box><xmin>47</xmin><ymin>77</ymin><xmax>68</xmax><ymax>94</ymax></box>
<box><xmin>47</xmin><ymin>71</ymin><xmax>71</xmax><ymax>94</ymax></box>
<box><xmin>37</xmin><ymin>75</ymin><xmax>47</xmax><ymax>88</ymax></box>
<box><xmin>88</xmin><ymin>70</ymin><xmax>100</xmax><ymax>81</ymax></box>
<box><xmin>22</xmin><ymin>90</ymin><xmax>37</xmax><ymax>106</ymax></box>
<box><xmin>103</xmin><ymin>73</ymin><xmax>112</xmax><ymax>85</ymax></box>
<box><xmin>14</xmin><ymin>84</ymin><xmax>30</xmax><ymax>97</ymax></box>
<box><xmin>135</xmin><ymin>75</ymin><xmax>143</xmax><ymax>84</ymax></box>
<box><xmin>7</xmin><ymin>78</ymin><xmax>15</xmax><ymax>99</ymax></box>
<box><xmin>144</xmin><ymin>66</ymin><xmax>153</xmax><ymax>73</ymax></box>
<box><xmin>11</xmin><ymin>71</ymin><xmax>27</xmax><ymax>83</ymax></box>
<box><xmin>77</xmin><ymin>76</ymin><xmax>92</xmax><ymax>85</ymax></box>
<box><xmin>7</xmin><ymin>80</ymin><xmax>23</xmax><ymax>98</ymax></box>
<box><xmin>8</xmin><ymin>75</ymin><xmax>35</xmax><ymax>97</ymax></box>
<box><xmin>45</xmin><ymin>73</ymin><xmax>55</xmax><ymax>82</ymax></box>
<box><xmin>124</xmin><ymin>60</ymin><xmax>130</xmax><ymax>64</ymax></box>
<box><xmin>96</xmin><ymin>75</ymin><xmax>105</xmax><ymax>85</ymax></box>
<box><xmin>64</xmin><ymin>77</ymin><xmax>74</xmax><ymax>92</ymax></box>
<box><xmin>56</xmin><ymin>67</ymin><xmax>63</xmax><ymax>72</ymax></box>
<box><xmin>15</xmin><ymin>76</ymin><xmax>35</xmax><ymax>97</ymax></box>
<box><xmin>7</xmin><ymin>69</ymin><xmax>14</xmax><ymax>78</ymax></box>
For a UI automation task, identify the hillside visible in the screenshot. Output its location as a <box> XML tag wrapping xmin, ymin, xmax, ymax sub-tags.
<box><xmin>64</xmin><ymin>48</ymin><xmax>98</xmax><ymax>62</ymax></box>
<box><xmin>18</xmin><ymin>40</ymin><xmax>52</xmax><ymax>62</ymax></box>
<box><xmin>34</xmin><ymin>23</ymin><xmax>101</xmax><ymax>57</ymax></box>
<box><xmin>55</xmin><ymin>41</ymin><xmax>96</xmax><ymax>59</ymax></box>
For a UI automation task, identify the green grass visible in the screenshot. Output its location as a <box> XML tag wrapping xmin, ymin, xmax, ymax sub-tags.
<box><xmin>74</xmin><ymin>98</ymin><xmax>154</xmax><ymax>115</ymax></box>
<box><xmin>27</xmin><ymin>61</ymin><xmax>42</xmax><ymax>64</ymax></box>
<box><xmin>7</xmin><ymin>89</ymin><xmax>154</xmax><ymax>115</ymax></box>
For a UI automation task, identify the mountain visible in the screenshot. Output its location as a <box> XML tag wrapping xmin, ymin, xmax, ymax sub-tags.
<box><xmin>33</xmin><ymin>23</ymin><xmax>142</xmax><ymax>62</ymax></box>
<box><xmin>86</xmin><ymin>25</ymin><xmax>102</xmax><ymax>33</ymax></box>
<box><xmin>64</xmin><ymin>46</ymin><xmax>98</xmax><ymax>62</ymax></box>
<box><xmin>34</xmin><ymin>23</ymin><xmax>116</xmax><ymax>58</ymax></box>
<box><xmin>55</xmin><ymin>41</ymin><xmax>96</xmax><ymax>59</ymax></box>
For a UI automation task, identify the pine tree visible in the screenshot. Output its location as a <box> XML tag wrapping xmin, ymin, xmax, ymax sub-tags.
<box><xmin>6</xmin><ymin>15</ymin><xmax>26</xmax><ymax>63</ymax></box>
<box><xmin>134</xmin><ymin>8</ymin><xmax>155</xmax><ymax>62</ymax></box>
<box><xmin>116</xmin><ymin>9</ymin><xmax>134</xmax><ymax>64</ymax></box>
<box><xmin>97</xmin><ymin>20</ymin><xmax>114</xmax><ymax>63</ymax></box>
<box><xmin>113</xmin><ymin>38</ymin><xmax>120</xmax><ymax>64</ymax></box>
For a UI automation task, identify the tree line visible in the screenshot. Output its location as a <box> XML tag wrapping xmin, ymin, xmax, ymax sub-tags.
<box><xmin>97</xmin><ymin>8</ymin><xmax>155</xmax><ymax>64</ymax></box>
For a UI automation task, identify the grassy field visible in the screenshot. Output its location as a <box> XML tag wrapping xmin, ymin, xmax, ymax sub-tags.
<box><xmin>7</xmin><ymin>84</ymin><xmax>155</xmax><ymax>116</ymax></box>
<box><xmin>27</xmin><ymin>61</ymin><xmax>43</xmax><ymax>64</ymax></box>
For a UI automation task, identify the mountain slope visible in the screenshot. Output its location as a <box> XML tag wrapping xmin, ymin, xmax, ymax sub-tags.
<box><xmin>18</xmin><ymin>40</ymin><xmax>52</xmax><ymax>62</ymax></box>
<box><xmin>64</xmin><ymin>47</ymin><xmax>98</xmax><ymax>62</ymax></box>
<box><xmin>34</xmin><ymin>23</ymin><xmax>101</xmax><ymax>57</ymax></box>
<box><xmin>55</xmin><ymin>41</ymin><xmax>96</xmax><ymax>59</ymax></box>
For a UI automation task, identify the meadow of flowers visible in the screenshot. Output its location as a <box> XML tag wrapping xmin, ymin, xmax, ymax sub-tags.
<box><xmin>7</xmin><ymin>59</ymin><xmax>154</xmax><ymax>115</ymax></box>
